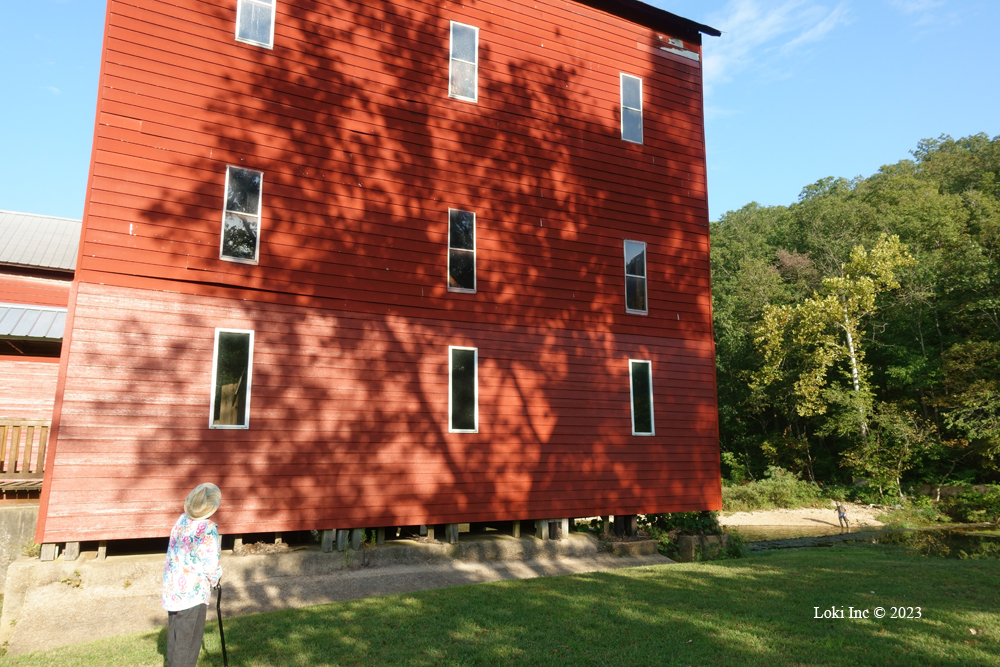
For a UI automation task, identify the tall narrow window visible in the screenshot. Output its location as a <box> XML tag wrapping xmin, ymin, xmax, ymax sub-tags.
<box><xmin>629</xmin><ymin>360</ymin><xmax>654</xmax><ymax>435</ymax></box>
<box><xmin>210</xmin><ymin>329</ymin><xmax>254</xmax><ymax>429</ymax></box>
<box><xmin>620</xmin><ymin>74</ymin><xmax>643</xmax><ymax>144</ymax></box>
<box><xmin>449</xmin><ymin>346</ymin><xmax>478</xmax><ymax>432</ymax></box>
<box><xmin>236</xmin><ymin>0</ymin><xmax>276</xmax><ymax>49</ymax></box>
<box><xmin>624</xmin><ymin>240</ymin><xmax>647</xmax><ymax>314</ymax></box>
<box><xmin>448</xmin><ymin>209</ymin><xmax>476</xmax><ymax>292</ymax></box>
<box><xmin>449</xmin><ymin>21</ymin><xmax>479</xmax><ymax>102</ymax></box>
<box><xmin>221</xmin><ymin>166</ymin><xmax>263</xmax><ymax>263</ymax></box>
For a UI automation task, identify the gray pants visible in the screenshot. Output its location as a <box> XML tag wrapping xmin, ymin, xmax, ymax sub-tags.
<box><xmin>167</xmin><ymin>603</ymin><xmax>207</xmax><ymax>667</ymax></box>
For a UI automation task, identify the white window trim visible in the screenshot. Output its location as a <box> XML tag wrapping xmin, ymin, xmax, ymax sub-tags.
<box><xmin>448</xmin><ymin>346</ymin><xmax>479</xmax><ymax>433</ymax></box>
<box><xmin>448</xmin><ymin>21</ymin><xmax>479</xmax><ymax>103</ymax></box>
<box><xmin>209</xmin><ymin>328</ymin><xmax>255</xmax><ymax>430</ymax></box>
<box><xmin>623</xmin><ymin>239</ymin><xmax>648</xmax><ymax>315</ymax></box>
<box><xmin>235</xmin><ymin>0</ymin><xmax>277</xmax><ymax>49</ymax></box>
<box><xmin>447</xmin><ymin>208</ymin><xmax>476</xmax><ymax>294</ymax></box>
<box><xmin>620</xmin><ymin>73</ymin><xmax>643</xmax><ymax>145</ymax></box>
<box><xmin>628</xmin><ymin>359</ymin><xmax>655</xmax><ymax>436</ymax></box>
<box><xmin>220</xmin><ymin>165</ymin><xmax>263</xmax><ymax>265</ymax></box>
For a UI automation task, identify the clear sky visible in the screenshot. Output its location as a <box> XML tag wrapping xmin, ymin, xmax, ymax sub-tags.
<box><xmin>2</xmin><ymin>0</ymin><xmax>998</xmax><ymax>222</ymax></box>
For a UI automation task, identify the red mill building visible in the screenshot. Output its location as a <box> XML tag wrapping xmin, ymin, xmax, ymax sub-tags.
<box><xmin>35</xmin><ymin>0</ymin><xmax>721</xmax><ymax>555</ymax></box>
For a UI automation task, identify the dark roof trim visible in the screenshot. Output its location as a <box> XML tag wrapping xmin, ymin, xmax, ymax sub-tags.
<box><xmin>575</xmin><ymin>0</ymin><xmax>721</xmax><ymax>40</ymax></box>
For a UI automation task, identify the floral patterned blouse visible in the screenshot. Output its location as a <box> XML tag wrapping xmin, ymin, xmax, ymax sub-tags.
<box><xmin>162</xmin><ymin>514</ymin><xmax>222</xmax><ymax>612</ymax></box>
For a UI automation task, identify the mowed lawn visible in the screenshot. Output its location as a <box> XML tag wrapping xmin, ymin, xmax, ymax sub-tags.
<box><xmin>2</xmin><ymin>545</ymin><xmax>998</xmax><ymax>666</ymax></box>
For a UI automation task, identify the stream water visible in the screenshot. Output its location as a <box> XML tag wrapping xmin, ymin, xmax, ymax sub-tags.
<box><xmin>726</xmin><ymin>524</ymin><xmax>1000</xmax><ymax>559</ymax></box>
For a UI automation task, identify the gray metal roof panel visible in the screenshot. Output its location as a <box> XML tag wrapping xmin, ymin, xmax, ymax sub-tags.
<box><xmin>0</xmin><ymin>304</ymin><xmax>68</xmax><ymax>340</ymax></box>
<box><xmin>0</xmin><ymin>210</ymin><xmax>82</xmax><ymax>271</ymax></box>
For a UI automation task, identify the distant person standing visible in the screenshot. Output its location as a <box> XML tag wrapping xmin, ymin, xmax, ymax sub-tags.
<box><xmin>163</xmin><ymin>483</ymin><xmax>223</xmax><ymax>667</ymax></box>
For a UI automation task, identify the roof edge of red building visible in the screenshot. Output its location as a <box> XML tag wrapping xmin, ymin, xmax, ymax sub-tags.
<box><xmin>577</xmin><ymin>0</ymin><xmax>721</xmax><ymax>40</ymax></box>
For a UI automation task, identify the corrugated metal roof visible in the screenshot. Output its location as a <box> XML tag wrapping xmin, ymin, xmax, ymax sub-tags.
<box><xmin>0</xmin><ymin>304</ymin><xmax>67</xmax><ymax>339</ymax></box>
<box><xmin>0</xmin><ymin>210</ymin><xmax>82</xmax><ymax>271</ymax></box>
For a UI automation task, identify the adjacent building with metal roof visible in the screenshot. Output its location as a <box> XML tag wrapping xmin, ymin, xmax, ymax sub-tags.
<box><xmin>0</xmin><ymin>210</ymin><xmax>82</xmax><ymax>273</ymax></box>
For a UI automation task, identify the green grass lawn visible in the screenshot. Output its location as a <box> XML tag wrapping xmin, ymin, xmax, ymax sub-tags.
<box><xmin>3</xmin><ymin>544</ymin><xmax>998</xmax><ymax>666</ymax></box>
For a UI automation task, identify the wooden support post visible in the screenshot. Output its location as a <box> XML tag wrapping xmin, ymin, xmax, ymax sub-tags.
<box><xmin>40</xmin><ymin>543</ymin><xmax>58</xmax><ymax>561</ymax></box>
<box><xmin>535</xmin><ymin>519</ymin><xmax>548</xmax><ymax>540</ymax></box>
<box><xmin>233</xmin><ymin>536</ymin><xmax>244</xmax><ymax>551</ymax></box>
<box><xmin>336</xmin><ymin>529</ymin><xmax>349</xmax><ymax>552</ymax></box>
<box><xmin>511</xmin><ymin>520</ymin><xmax>520</xmax><ymax>538</ymax></box>
<box><xmin>558</xmin><ymin>518</ymin><xmax>570</xmax><ymax>540</ymax></box>
<box><xmin>624</xmin><ymin>515</ymin><xmax>638</xmax><ymax>537</ymax></box>
<box><xmin>376</xmin><ymin>527</ymin><xmax>385</xmax><ymax>546</ymax></box>
<box><xmin>97</xmin><ymin>541</ymin><xmax>107</xmax><ymax>561</ymax></box>
<box><xmin>274</xmin><ymin>532</ymin><xmax>283</xmax><ymax>544</ymax></box>
<box><xmin>425</xmin><ymin>524</ymin><xmax>435</xmax><ymax>540</ymax></box>
<box><xmin>419</xmin><ymin>525</ymin><xmax>428</xmax><ymax>537</ymax></box>
<box><xmin>614</xmin><ymin>515</ymin><xmax>625</xmax><ymax>538</ymax></box>
<box><xmin>444</xmin><ymin>523</ymin><xmax>459</xmax><ymax>544</ymax></box>
<box><xmin>350</xmin><ymin>528</ymin><xmax>364</xmax><ymax>550</ymax></box>
<box><xmin>321</xmin><ymin>530</ymin><xmax>335</xmax><ymax>553</ymax></box>
<box><xmin>63</xmin><ymin>542</ymin><xmax>80</xmax><ymax>561</ymax></box>
<box><xmin>601</xmin><ymin>516</ymin><xmax>611</xmax><ymax>538</ymax></box>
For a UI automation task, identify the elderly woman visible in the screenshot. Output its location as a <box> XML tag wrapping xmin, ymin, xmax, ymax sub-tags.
<box><xmin>162</xmin><ymin>483</ymin><xmax>223</xmax><ymax>667</ymax></box>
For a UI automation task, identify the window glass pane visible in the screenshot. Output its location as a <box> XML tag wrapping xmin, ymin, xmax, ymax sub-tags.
<box><xmin>622</xmin><ymin>76</ymin><xmax>641</xmax><ymax>110</ymax></box>
<box><xmin>631</xmin><ymin>361</ymin><xmax>653</xmax><ymax>434</ymax></box>
<box><xmin>624</xmin><ymin>241</ymin><xmax>645</xmax><ymax>277</ymax></box>
<box><xmin>451</xmin><ymin>349</ymin><xmax>476</xmax><ymax>430</ymax></box>
<box><xmin>451</xmin><ymin>24</ymin><xmax>477</xmax><ymax>63</ymax></box>
<box><xmin>449</xmin><ymin>249</ymin><xmax>475</xmax><ymax>290</ymax></box>
<box><xmin>214</xmin><ymin>332</ymin><xmax>251</xmax><ymax>426</ymax></box>
<box><xmin>222</xmin><ymin>212</ymin><xmax>259</xmax><ymax>260</ymax></box>
<box><xmin>238</xmin><ymin>1</ymin><xmax>273</xmax><ymax>45</ymax></box>
<box><xmin>449</xmin><ymin>209</ymin><xmax>475</xmax><ymax>250</ymax></box>
<box><xmin>622</xmin><ymin>108</ymin><xmax>643</xmax><ymax>144</ymax></box>
<box><xmin>226</xmin><ymin>167</ymin><xmax>262</xmax><ymax>215</ymax></box>
<box><xmin>450</xmin><ymin>60</ymin><xmax>477</xmax><ymax>100</ymax></box>
<box><xmin>626</xmin><ymin>276</ymin><xmax>647</xmax><ymax>312</ymax></box>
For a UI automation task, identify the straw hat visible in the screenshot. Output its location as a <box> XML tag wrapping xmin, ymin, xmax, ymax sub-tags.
<box><xmin>184</xmin><ymin>483</ymin><xmax>222</xmax><ymax>520</ymax></box>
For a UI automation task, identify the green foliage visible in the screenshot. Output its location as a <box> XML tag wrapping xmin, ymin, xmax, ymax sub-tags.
<box><xmin>641</xmin><ymin>510</ymin><xmax>722</xmax><ymax>535</ymax></box>
<box><xmin>721</xmin><ymin>467</ymin><xmax>825</xmax><ymax>512</ymax></box>
<box><xmin>712</xmin><ymin>133</ymin><xmax>1000</xmax><ymax>490</ymax></box>
<box><xmin>20</xmin><ymin>541</ymin><xmax>39</xmax><ymax>558</ymax></box>
<box><xmin>940</xmin><ymin>486</ymin><xmax>1000</xmax><ymax>524</ymax></box>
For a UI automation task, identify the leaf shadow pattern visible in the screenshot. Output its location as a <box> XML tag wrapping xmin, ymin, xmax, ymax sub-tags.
<box><xmin>41</xmin><ymin>0</ymin><xmax>721</xmax><ymax>544</ymax></box>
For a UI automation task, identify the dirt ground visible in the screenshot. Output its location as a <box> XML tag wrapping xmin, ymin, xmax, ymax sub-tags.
<box><xmin>719</xmin><ymin>502</ymin><xmax>885</xmax><ymax>529</ymax></box>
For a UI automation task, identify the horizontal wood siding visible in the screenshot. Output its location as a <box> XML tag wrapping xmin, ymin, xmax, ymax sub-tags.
<box><xmin>39</xmin><ymin>0</ymin><xmax>721</xmax><ymax>541</ymax></box>
<box><xmin>75</xmin><ymin>0</ymin><xmax>711</xmax><ymax>337</ymax></box>
<box><xmin>0</xmin><ymin>360</ymin><xmax>59</xmax><ymax>420</ymax></box>
<box><xmin>40</xmin><ymin>283</ymin><xmax>720</xmax><ymax>541</ymax></box>
<box><xmin>0</xmin><ymin>274</ymin><xmax>71</xmax><ymax>308</ymax></box>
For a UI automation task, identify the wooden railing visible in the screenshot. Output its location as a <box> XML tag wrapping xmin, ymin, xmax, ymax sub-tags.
<box><xmin>0</xmin><ymin>420</ymin><xmax>49</xmax><ymax>479</ymax></box>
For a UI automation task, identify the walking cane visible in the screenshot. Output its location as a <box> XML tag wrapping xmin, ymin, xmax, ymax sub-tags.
<box><xmin>216</xmin><ymin>584</ymin><xmax>229</xmax><ymax>667</ymax></box>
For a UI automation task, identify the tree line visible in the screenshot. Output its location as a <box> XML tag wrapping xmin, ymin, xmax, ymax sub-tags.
<box><xmin>711</xmin><ymin>133</ymin><xmax>1000</xmax><ymax>498</ymax></box>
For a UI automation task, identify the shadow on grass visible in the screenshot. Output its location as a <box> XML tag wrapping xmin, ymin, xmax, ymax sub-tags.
<box><xmin>187</xmin><ymin>548</ymin><xmax>1000</xmax><ymax>667</ymax></box>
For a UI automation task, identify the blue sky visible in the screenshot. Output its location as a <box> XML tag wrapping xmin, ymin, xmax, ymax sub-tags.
<box><xmin>1</xmin><ymin>0</ymin><xmax>998</xmax><ymax>222</ymax></box>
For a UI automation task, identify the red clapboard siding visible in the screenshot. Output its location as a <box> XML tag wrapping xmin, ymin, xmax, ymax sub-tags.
<box><xmin>37</xmin><ymin>0</ymin><xmax>722</xmax><ymax>542</ymax></box>
<box><xmin>0</xmin><ymin>274</ymin><xmax>72</xmax><ymax>308</ymax></box>
<box><xmin>0</xmin><ymin>359</ymin><xmax>60</xmax><ymax>420</ymax></box>
<box><xmin>38</xmin><ymin>282</ymin><xmax>720</xmax><ymax>541</ymax></box>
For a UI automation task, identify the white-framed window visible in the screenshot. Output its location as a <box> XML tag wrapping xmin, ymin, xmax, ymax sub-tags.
<box><xmin>449</xmin><ymin>21</ymin><xmax>479</xmax><ymax>102</ymax></box>
<box><xmin>221</xmin><ymin>166</ymin><xmax>263</xmax><ymax>263</ymax></box>
<box><xmin>620</xmin><ymin>73</ymin><xmax>643</xmax><ymax>144</ymax></box>
<box><xmin>623</xmin><ymin>240</ymin><xmax>647</xmax><ymax>314</ymax></box>
<box><xmin>449</xmin><ymin>346</ymin><xmax>478</xmax><ymax>432</ymax></box>
<box><xmin>629</xmin><ymin>359</ymin><xmax>654</xmax><ymax>435</ymax></box>
<box><xmin>210</xmin><ymin>328</ymin><xmax>255</xmax><ymax>429</ymax></box>
<box><xmin>235</xmin><ymin>0</ymin><xmax>276</xmax><ymax>49</ymax></box>
<box><xmin>447</xmin><ymin>208</ymin><xmax>476</xmax><ymax>293</ymax></box>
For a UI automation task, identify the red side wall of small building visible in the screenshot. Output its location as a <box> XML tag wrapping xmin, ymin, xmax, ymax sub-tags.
<box><xmin>0</xmin><ymin>359</ymin><xmax>60</xmax><ymax>421</ymax></box>
<box><xmin>38</xmin><ymin>0</ymin><xmax>721</xmax><ymax>542</ymax></box>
